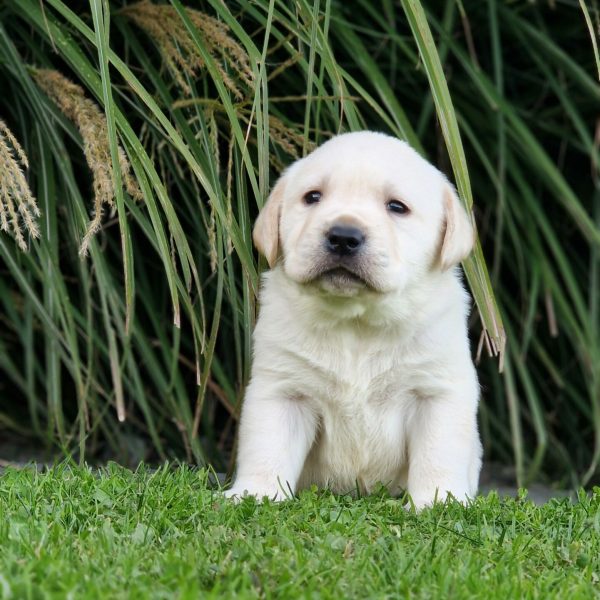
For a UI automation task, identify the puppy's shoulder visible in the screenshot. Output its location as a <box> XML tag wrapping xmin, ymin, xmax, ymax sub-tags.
<box><xmin>416</xmin><ymin>268</ymin><xmax>475</xmax><ymax>366</ymax></box>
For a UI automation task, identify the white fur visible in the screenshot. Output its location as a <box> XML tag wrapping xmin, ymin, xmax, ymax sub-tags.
<box><xmin>226</xmin><ymin>132</ymin><xmax>481</xmax><ymax>510</ymax></box>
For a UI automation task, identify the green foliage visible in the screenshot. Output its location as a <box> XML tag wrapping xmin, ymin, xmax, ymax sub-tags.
<box><xmin>0</xmin><ymin>465</ymin><xmax>599</xmax><ymax>597</ymax></box>
<box><xmin>0</xmin><ymin>1</ymin><xmax>598</xmax><ymax>486</ymax></box>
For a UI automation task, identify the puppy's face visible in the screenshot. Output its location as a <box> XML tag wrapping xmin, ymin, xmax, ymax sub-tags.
<box><xmin>254</xmin><ymin>132</ymin><xmax>474</xmax><ymax>297</ymax></box>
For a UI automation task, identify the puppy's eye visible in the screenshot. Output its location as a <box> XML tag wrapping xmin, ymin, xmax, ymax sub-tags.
<box><xmin>304</xmin><ymin>190</ymin><xmax>322</xmax><ymax>205</ymax></box>
<box><xmin>387</xmin><ymin>199</ymin><xmax>409</xmax><ymax>215</ymax></box>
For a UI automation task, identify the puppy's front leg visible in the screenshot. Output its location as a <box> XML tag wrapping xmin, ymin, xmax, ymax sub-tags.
<box><xmin>225</xmin><ymin>378</ymin><xmax>317</xmax><ymax>501</ymax></box>
<box><xmin>407</xmin><ymin>387</ymin><xmax>481</xmax><ymax>510</ymax></box>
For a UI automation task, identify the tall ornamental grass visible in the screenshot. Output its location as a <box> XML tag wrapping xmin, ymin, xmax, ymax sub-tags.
<box><xmin>0</xmin><ymin>0</ymin><xmax>598</xmax><ymax>486</ymax></box>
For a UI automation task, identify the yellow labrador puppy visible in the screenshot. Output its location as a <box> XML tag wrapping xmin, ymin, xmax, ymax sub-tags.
<box><xmin>226</xmin><ymin>131</ymin><xmax>481</xmax><ymax>509</ymax></box>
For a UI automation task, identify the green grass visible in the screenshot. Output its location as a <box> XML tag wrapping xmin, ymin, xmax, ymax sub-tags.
<box><xmin>0</xmin><ymin>465</ymin><xmax>599</xmax><ymax>598</ymax></box>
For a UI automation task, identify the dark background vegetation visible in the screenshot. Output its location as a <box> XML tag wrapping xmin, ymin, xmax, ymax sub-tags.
<box><xmin>0</xmin><ymin>0</ymin><xmax>598</xmax><ymax>488</ymax></box>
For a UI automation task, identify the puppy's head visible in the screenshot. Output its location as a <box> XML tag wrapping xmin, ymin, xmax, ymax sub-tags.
<box><xmin>254</xmin><ymin>131</ymin><xmax>474</xmax><ymax>297</ymax></box>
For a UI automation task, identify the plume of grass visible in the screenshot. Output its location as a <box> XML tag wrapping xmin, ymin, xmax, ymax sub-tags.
<box><xmin>0</xmin><ymin>119</ymin><xmax>40</xmax><ymax>251</ymax></box>
<box><xmin>267</xmin><ymin>114</ymin><xmax>311</xmax><ymax>159</ymax></box>
<box><xmin>32</xmin><ymin>68</ymin><xmax>141</xmax><ymax>257</ymax></box>
<box><xmin>121</xmin><ymin>0</ymin><xmax>254</xmax><ymax>100</ymax></box>
<box><xmin>172</xmin><ymin>99</ymin><xmax>311</xmax><ymax>160</ymax></box>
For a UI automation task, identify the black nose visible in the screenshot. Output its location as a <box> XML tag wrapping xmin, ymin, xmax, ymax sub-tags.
<box><xmin>326</xmin><ymin>225</ymin><xmax>365</xmax><ymax>256</ymax></box>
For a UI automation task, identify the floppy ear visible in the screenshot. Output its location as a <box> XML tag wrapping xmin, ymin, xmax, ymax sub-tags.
<box><xmin>440</xmin><ymin>185</ymin><xmax>476</xmax><ymax>270</ymax></box>
<box><xmin>253</xmin><ymin>174</ymin><xmax>287</xmax><ymax>268</ymax></box>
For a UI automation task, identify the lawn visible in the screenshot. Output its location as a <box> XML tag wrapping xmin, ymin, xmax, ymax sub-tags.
<box><xmin>0</xmin><ymin>466</ymin><xmax>598</xmax><ymax>598</ymax></box>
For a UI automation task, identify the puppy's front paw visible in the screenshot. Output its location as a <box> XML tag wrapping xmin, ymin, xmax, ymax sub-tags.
<box><xmin>224</xmin><ymin>481</ymin><xmax>291</xmax><ymax>503</ymax></box>
<box><xmin>223</xmin><ymin>488</ymin><xmax>247</xmax><ymax>503</ymax></box>
<box><xmin>405</xmin><ymin>495</ymin><xmax>434</xmax><ymax>512</ymax></box>
<box><xmin>406</xmin><ymin>489</ymin><xmax>472</xmax><ymax>512</ymax></box>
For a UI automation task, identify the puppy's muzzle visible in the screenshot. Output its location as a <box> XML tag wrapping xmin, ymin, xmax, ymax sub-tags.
<box><xmin>325</xmin><ymin>225</ymin><xmax>365</xmax><ymax>257</ymax></box>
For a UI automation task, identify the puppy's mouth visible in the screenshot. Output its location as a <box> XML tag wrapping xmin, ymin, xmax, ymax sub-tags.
<box><xmin>320</xmin><ymin>266</ymin><xmax>368</xmax><ymax>287</ymax></box>
<box><xmin>304</xmin><ymin>262</ymin><xmax>380</xmax><ymax>296</ymax></box>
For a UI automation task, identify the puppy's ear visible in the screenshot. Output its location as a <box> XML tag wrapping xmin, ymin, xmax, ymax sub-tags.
<box><xmin>253</xmin><ymin>173</ymin><xmax>287</xmax><ymax>268</ymax></box>
<box><xmin>440</xmin><ymin>185</ymin><xmax>475</xmax><ymax>270</ymax></box>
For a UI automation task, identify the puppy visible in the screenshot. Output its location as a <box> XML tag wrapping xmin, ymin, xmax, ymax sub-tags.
<box><xmin>226</xmin><ymin>131</ymin><xmax>481</xmax><ymax>509</ymax></box>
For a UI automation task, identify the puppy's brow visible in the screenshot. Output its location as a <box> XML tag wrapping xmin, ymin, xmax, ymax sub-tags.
<box><xmin>383</xmin><ymin>184</ymin><xmax>406</xmax><ymax>199</ymax></box>
<box><xmin>302</xmin><ymin>174</ymin><xmax>330</xmax><ymax>196</ymax></box>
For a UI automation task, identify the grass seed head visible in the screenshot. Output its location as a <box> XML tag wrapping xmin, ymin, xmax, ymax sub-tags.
<box><xmin>122</xmin><ymin>1</ymin><xmax>253</xmax><ymax>99</ymax></box>
<box><xmin>32</xmin><ymin>69</ymin><xmax>142</xmax><ymax>256</ymax></box>
<box><xmin>267</xmin><ymin>115</ymin><xmax>312</xmax><ymax>159</ymax></box>
<box><xmin>0</xmin><ymin>119</ymin><xmax>40</xmax><ymax>251</ymax></box>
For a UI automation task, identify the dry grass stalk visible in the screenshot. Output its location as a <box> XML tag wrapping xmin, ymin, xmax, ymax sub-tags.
<box><xmin>225</xmin><ymin>131</ymin><xmax>235</xmax><ymax>255</ymax></box>
<box><xmin>207</xmin><ymin>108</ymin><xmax>219</xmax><ymax>271</ymax></box>
<box><xmin>0</xmin><ymin>119</ymin><xmax>40</xmax><ymax>251</ymax></box>
<box><xmin>122</xmin><ymin>1</ymin><xmax>253</xmax><ymax>100</ymax></box>
<box><xmin>32</xmin><ymin>69</ymin><xmax>142</xmax><ymax>256</ymax></box>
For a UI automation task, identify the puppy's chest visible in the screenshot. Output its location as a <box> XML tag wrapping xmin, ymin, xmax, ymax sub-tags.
<box><xmin>290</xmin><ymin>333</ymin><xmax>414</xmax><ymax>410</ymax></box>
<box><xmin>290</xmin><ymin>336</ymin><xmax>415</xmax><ymax>491</ymax></box>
